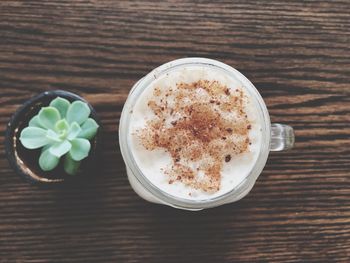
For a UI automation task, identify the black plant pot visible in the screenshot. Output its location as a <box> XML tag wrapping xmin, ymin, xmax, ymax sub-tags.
<box><xmin>4</xmin><ymin>90</ymin><xmax>101</xmax><ymax>185</ymax></box>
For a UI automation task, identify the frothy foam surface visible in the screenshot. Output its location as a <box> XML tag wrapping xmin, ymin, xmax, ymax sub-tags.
<box><xmin>129</xmin><ymin>66</ymin><xmax>262</xmax><ymax>200</ymax></box>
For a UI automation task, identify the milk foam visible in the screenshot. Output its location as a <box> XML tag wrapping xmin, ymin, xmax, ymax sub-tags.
<box><xmin>129</xmin><ymin>66</ymin><xmax>262</xmax><ymax>200</ymax></box>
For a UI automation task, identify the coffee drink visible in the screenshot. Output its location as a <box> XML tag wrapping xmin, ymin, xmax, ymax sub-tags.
<box><xmin>128</xmin><ymin>65</ymin><xmax>262</xmax><ymax>200</ymax></box>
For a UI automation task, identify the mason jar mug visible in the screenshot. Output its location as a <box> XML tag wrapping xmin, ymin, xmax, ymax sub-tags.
<box><xmin>119</xmin><ymin>58</ymin><xmax>294</xmax><ymax>211</ymax></box>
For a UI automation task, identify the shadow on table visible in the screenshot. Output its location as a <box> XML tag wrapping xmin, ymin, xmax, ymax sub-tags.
<box><xmin>18</xmin><ymin>128</ymin><xmax>265</xmax><ymax>262</ymax></box>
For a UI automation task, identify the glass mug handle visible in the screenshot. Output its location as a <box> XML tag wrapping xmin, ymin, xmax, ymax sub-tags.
<box><xmin>270</xmin><ymin>123</ymin><xmax>295</xmax><ymax>151</ymax></box>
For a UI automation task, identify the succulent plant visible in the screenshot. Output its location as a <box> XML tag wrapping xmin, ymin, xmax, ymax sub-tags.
<box><xmin>19</xmin><ymin>97</ymin><xmax>99</xmax><ymax>175</ymax></box>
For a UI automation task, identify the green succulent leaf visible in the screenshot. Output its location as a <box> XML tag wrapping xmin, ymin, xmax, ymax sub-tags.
<box><xmin>55</xmin><ymin>119</ymin><xmax>69</xmax><ymax>133</ymax></box>
<box><xmin>67</xmin><ymin>122</ymin><xmax>82</xmax><ymax>140</ymax></box>
<box><xmin>69</xmin><ymin>138</ymin><xmax>91</xmax><ymax>161</ymax></box>
<box><xmin>38</xmin><ymin>107</ymin><xmax>61</xmax><ymax>130</ymax></box>
<box><xmin>46</xmin><ymin>129</ymin><xmax>62</xmax><ymax>142</ymax></box>
<box><xmin>49</xmin><ymin>140</ymin><xmax>72</xmax><ymax>158</ymax></box>
<box><xmin>50</xmin><ymin>97</ymin><xmax>70</xmax><ymax>119</ymax></box>
<box><xmin>64</xmin><ymin>153</ymin><xmax>81</xmax><ymax>175</ymax></box>
<box><xmin>78</xmin><ymin>118</ymin><xmax>99</xmax><ymax>140</ymax></box>
<box><xmin>66</xmin><ymin>101</ymin><xmax>91</xmax><ymax>125</ymax></box>
<box><xmin>20</xmin><ymin>127</ymin><xmax>52</xmax><ymax>149</ymax></box>
<box><xmin>41</xmin><ymin>144</ymin><xmax>51</xmax><ymax>153</ymax></box>
<box><xmin>39</xmin><ymin>148</ymin><xmax>60</xmax><ymax>171</ymax></box>
<box><xmin>28</xmin><ymin>116</ymin><xmax>44</xmax><ymax>128</ymax></box>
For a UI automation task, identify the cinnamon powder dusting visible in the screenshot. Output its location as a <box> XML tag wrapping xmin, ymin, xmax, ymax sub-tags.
<box><xmin>136</xmin><ymin>80</ymin><xmax>251</xmax><ymax>193</ymax></box>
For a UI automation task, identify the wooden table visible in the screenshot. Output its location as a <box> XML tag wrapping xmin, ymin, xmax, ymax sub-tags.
<box><xmin>1</xmin><ymin>1</ymin><xmax>349</xmax><ymax>262</ymax></box>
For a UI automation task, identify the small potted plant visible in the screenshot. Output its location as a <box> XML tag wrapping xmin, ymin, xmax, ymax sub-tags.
<box><xmin>5</xmin><ymin>90</ymin><xmax>100</xmax><ymax>185</ymax></box>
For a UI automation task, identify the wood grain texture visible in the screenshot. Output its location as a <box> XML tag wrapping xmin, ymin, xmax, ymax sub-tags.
<box><xmin>0</xmin><ymin>0</ymin><xmax>349</xmax><ymax>262</ymax></box>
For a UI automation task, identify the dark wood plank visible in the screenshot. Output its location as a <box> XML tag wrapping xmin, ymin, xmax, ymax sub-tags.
<box><xmin>0</xmin><ymin>0</ymin><xmax>349</xmax><ymax>262</ymax></box>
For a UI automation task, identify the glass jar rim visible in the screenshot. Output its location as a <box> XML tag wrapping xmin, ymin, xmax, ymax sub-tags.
<box><xmin>119</xmin><ymin>57</ymin><xmax>271</xmax><ymax>209</ymax></box>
